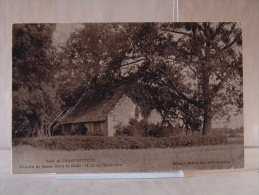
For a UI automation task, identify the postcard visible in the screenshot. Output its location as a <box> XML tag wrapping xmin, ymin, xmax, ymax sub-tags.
<box><xmin>12</xmin><ymin>22</ymin><xmax>244</xmax><ymax>174</ymax></box>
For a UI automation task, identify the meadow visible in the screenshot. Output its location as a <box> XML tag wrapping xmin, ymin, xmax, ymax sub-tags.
<box><xmin>12</xmin><ymin>133</ymin><xmax>244</xmax><ymax>173</ymax></box>
<box><xmin>12</xmin><ymin>143</ymin><xmax>244</xmax><ymax>174</ymax></box>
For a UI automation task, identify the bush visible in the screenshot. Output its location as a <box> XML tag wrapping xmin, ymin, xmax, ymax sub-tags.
<box><xmin>147</xmin><ymin>124</ymin><xmax>170</xmax><ymax>137</ymax></box>
<box><xmin>12</xmin><ymin>134</ymin><xmax>229</xmax><ymax>151</ymax></box>
<box><xmin>114</xmin><ymin>118</ymin><xmax>169</xmax><ymax>137</ymax></box>
<box><xmin>114</xmin><ymin>122</ymin><xmax>134</xmax><ymax>136</ymax></box>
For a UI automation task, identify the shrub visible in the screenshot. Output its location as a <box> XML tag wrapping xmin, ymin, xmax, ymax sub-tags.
<box><xmin>114</xmin><ymin>118</ymin><xmax>170</xmax><ymax>137</ymax></box>
<box><xmin>147</xmin><ymin>124</ymin><xmax>170</xmax><ymax>137</ymax></box>
<box><xmin>114</xmin><ymin>122</ymin><xmax>134</xmax><ymax>136</ymax></box>
<box><xmin>12</xmin><ymin>134</ymin><xmax>229</xmax><ymax>151</ymax></box>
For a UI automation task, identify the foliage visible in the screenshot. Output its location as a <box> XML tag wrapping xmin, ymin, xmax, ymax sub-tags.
<box><xmin>12</xmin><ymin>22</ymin><xmax>243</xmax><ymax>138</ymax></box>
<box><xmin>123</xmin><ymin>22</ymin><xmax>242</xmax><ymax>135</ymax></box>
<box><xmin>114</xmin><ymin>118</ymin><xmax>170</xmax><ymax>137</ymax></box>
<box><xmin>12</xmin><ymin>135</ymin><xmax>228</xmax><ymax>150</ymax></box>
<box><xmin>12</xmin><ymin>24</ymin><xmax>63</xmax><ymax>136</ymax></box>
<box><xmin>56</xmin><ymin>23</ymin><xmax>132</xmax><ymax>107</ymax></box>
<box><xmin>60</xmin><ymin>22</ymin><xmax>243</xmax><ymax>136</ymax></box>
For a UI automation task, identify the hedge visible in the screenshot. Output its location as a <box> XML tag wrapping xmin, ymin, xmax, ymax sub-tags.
<box><xmin>13</xmin><ymin>135</ymin><xmax>228</xmax><ymax>151</ymax></box>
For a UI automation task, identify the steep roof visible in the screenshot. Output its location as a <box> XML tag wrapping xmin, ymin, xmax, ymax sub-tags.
<box><xmin>60</xmin><ymin>91</ymin><xmax>125</xmax><ymax>124</ymax></box>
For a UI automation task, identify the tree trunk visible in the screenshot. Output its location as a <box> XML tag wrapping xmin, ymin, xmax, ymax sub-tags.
<box><xmin>202</xmin><ymin>101</ymin><xmax>212</xmax><ymax>135</ymax></box>
<box><xmin>201</xmin><ymin>68</ymin><xmax>212</xmax><ymax>136</ymax></box>
<box><xmin>142</xmin><ymin>117</ymin><xmax>149</xmax><ymax>137</ymax></box>
<box><xmin>38</xmin><ymin>123</ymin><xmax>44</xmax><ymax>137</ymax></box>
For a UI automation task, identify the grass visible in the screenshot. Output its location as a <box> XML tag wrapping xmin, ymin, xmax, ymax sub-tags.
<box><xmin>12</xmin><ymin>143</ymin><xmax>244</xmax><ymax>174</ymax></box>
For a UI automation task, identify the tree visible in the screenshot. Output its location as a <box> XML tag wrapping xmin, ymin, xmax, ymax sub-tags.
<box><xmin>110</xmin><ymin>22</ymin><xmax>242</xmax><ymax>135</ymax></box>
<box><xmin>12</xmin><ymin>24</ymin><xmax>63</xmax><ymax>137</ymax></box>
<box><xmin>56</xmin><ymin>23</ymin><xmax>134</xmax><ymax>106</ymax></box>
<box><xmin>158</xmin><ymin>22</ymin><xmax>243</xmax><ymax>135</ymax></box>
<box><xmin>59</xmin><ymin>22</ymin><xmax>243</xmax><ymax>136</ymax></box>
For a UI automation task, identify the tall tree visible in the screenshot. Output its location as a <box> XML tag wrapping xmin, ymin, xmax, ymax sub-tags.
<box><xmin>12</xmin><ymin>24</ymin><xmax>62</xmax><ymax>137</ymax></box>
<box><xmin>103</xmin><ymin>22</ymin><xmax>242</xmax><ymax>135</ymax></box>
<box><xmin>56</xmin><ymin>23</ymin><xmax>132</xmax><ymax>106</ymax></box>
<box><xmin>60</xmin><ymin>22</ymin><xmax>243</xmax><ymax>136</ymax></box>
<box><xmin>158</xmin><ymin>22</ymin><xmax>243</xmax><ymax>135</ymax></box>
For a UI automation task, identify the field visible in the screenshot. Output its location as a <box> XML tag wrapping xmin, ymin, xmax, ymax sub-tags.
<box><xmin>12</xmin><ymin>143</ymin><xmax>244</xmax><ymax>174</ymax></box>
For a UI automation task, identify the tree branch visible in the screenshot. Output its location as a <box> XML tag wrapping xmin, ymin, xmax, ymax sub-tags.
<box><xmin>222</xmin><ymin>32</ymin><xmax>241</xmax><ymax>50</ymax></box>
<box><xmin>155</xmin><ymin>65</ymin><xmax>202</xmax><ymax>108</ymax></box>
<box><xmin>160</xmin><ymin>29</ymin><xmax>192</xmax><ymax>37</ymax></box>
<box><xmin>120</xmin><ymin>58</ymin><xmax>147</xmax><ymax>67</ymax></box>
<box><xmin>187</xmin><ymin>63</ymin><xmax>201</xmax><ymax>79</ymax></box>
<box><xmin>212</xmin><ymin>73</ymin><xmax>231</xmax><ymax>96</ymax></box>
<box><xmin>211</xmin><ymin>22</ymin><xmax>226</xmax><ymax>40</ymax></box>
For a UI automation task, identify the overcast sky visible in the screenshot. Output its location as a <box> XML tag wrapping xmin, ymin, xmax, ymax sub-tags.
<box><xmin>52</xmin><ymin>23</ymin><xmax>83</xmax><ymax>47</ymax></box>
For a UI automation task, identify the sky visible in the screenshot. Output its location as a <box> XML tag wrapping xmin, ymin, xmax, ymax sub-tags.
<box><xmin>52</xmin><ymin>23</ymin><xmax>83</xmax><ymax>47</ymax></box>
<box><xmin>212</xmin><ymin>113</ymin><xmax>243</xmax><ymax>129</ymax></box>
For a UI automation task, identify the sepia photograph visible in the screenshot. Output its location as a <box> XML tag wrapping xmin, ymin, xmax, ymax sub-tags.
<box><xmin>12</xmin><ymin>22</ymin><xmax>244</xmax><ymax>174</ymax></box>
